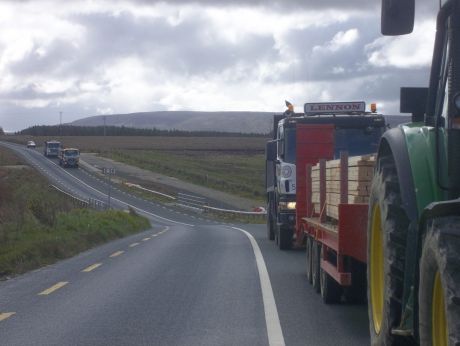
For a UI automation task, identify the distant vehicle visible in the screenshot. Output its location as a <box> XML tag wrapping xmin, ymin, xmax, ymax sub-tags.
<box><xmin>43</xmin><ymin>140</ymin><xmax>61</xmax><ymax>157</ymax></box>
<box><xmin>26</xmin><ymin>140</ymin><xmax>36</xmax><ymax>148</ymax></box>
<box><xmin>59</xmin><ymin>148</ymin><xmax>80</xmax><ymax>168</ymax></box>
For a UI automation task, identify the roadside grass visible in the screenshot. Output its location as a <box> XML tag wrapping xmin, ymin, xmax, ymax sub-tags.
<box><xmin>0</xmin><ymin>146</ymin><xmax>150</xmax><ymax>279</ymax></box>
<box><xmin>104</xmin><ymin>149</ymin><xmax>265</xmax><ymax>203</ymax></box>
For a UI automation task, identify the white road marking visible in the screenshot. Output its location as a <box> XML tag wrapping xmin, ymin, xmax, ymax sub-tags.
<box><xmin>231</xmin><ymin>227</ymin><xmax>285</xmax><ymax>346</ymax></box>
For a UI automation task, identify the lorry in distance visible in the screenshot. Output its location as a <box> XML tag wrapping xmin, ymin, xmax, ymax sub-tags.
<box><xmin>43</xmin><ymin>140</ymin><xmax>61</xmax><ymax>157</ymax></box>
<box><xmin>59</xmin><ymin>148</ymin><xmax>80</xmax><ymax>168</ymax></box>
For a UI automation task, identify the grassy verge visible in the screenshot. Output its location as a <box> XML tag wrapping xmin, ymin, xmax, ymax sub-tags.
<box><xmin>0</xmin><ymin>147</ymin><xmax>150</xmax><ymax>279</ymax></box>
<box><xmin>103</xmin><ymin>149</ymin><xmax>265</xmax><ymax>203</ymax></box>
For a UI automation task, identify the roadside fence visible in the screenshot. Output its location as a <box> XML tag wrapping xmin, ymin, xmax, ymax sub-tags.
<box><xmin>176</xmin><ymin>192</ymin><xmax>207</xmax><ymax>212</ymax></box>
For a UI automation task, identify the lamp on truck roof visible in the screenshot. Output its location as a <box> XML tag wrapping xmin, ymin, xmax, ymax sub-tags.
<box><xmin>371</xmin><ymin>103</ymin><xmax>377</xmax><ymax>113</ymax></box>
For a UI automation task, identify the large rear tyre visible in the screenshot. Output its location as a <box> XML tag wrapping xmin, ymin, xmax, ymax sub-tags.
<box><xmin>419</xmin><ymin>216</ymin><xmax>460</xmax><ymax>346</ymax></box>
<box><xmin>367</xmin><ymin>155</ymin><xmax>409</xmax><ymax>345</ymax></box>
<box><xmin>306</xmin><ymin>235</ymin><xmax>313</xmax><ymax>284</ymax></box>
<box><xmin>311</xmin><ymin>239</ymin><xmax>321</xmax><ymax>293</ymax></box>
<box><xmin>320</xmin><ymin>247</ymin><xmax>342</xmax><ymax>304</ymax></box>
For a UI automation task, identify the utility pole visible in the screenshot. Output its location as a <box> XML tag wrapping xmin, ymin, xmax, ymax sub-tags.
<box><xmin>59</xmin><ymin>111</ymin><xmax>62</xmax><ymax>137</ymax></box>
<box><xmin>103</xmin><ymin>115</ymin><xmax>106</xmax><ymax>136</ymax></box>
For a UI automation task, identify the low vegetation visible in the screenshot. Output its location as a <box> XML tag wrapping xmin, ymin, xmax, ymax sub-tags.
<box><xmin>0</xmin><ymin>147</ymin><xmax>150</xmax><ymax>278</ymax></box>
<box><xmin>105</xmin><ymin>149</ymin><xmax>265</xmax><ymax>202</ymax></box>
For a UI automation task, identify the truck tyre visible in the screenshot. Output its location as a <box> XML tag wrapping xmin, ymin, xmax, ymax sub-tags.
<box><xmin>277</xmin><ymin>226</ymin><xmax>292</xmax><ymax>250</ymax></box>
<box><xmin>312</xmin><ymin>239</ymin><xmax>321</xmax><ymax>293</ymax></box>
<box><xmin>419</xmin><ymin>216</ymin><xmax>460</xmax><ymax>346</ymax></box>
<box><xmin>344</xmin><ymin>259</ymin><xmax>367</xmax><ymax>304</ymax></box>
<box><xmin>266</xmin><ymin>206</ymin><xmax>275</xmax><ymax>241</ymax></box>
<box><xmin>367</xmin><ymin>154</ymin><xmax>409</xmax><ymax>345</ymax></box>
<box><xmin>306</xmin><ymin>235</ymin><xmax>313</xmax><ymax>284</ymax></box>
<box><xmin>320</xmin><ymin>247</ymin><xmax>342</xmax><ymax>304</ymax></box>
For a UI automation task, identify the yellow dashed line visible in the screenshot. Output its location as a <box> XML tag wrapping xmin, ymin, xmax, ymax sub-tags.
<box><xmin>129</xmin><ymin>242</ymin><xmax>140</xmax><ymax>247</ymax></box>
<box><xmin>142</xmin><ymin>237</ymin><xmax>151</xmax><ymax>242</ymax></box>
<box><xmin>38</xmin><ymin>281</ymin><xmax>69</xmax><ymax>295</ymax></box>
<box><xmin>0</xmin><ymin>312</ymin><xmax>15</xmax><ymax>322</ymax></box>
<box><xmin>82</xmin><ymin>263</ymin><xmax>102</xmax><ymax>272</ymax></box>
<box><xmin>109</xmin><ymin>250</ymin><xmax>124</xmax><ymax>258</ymax></box>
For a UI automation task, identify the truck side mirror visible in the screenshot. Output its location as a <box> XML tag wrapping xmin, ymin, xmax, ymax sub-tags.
<box><xmin>381</xmin><ymin>0</ymin><xmax>414</xmax><ymax>36</ymax></box>
<box><xmin>400</xmin><ymin>87</ymin><xmax>428</xmax><ymax>123</ymax></box>
<box><xmin>266</xmin><ymin>141</ymin><xmax>277</xmax><ymax>161</ymax></box>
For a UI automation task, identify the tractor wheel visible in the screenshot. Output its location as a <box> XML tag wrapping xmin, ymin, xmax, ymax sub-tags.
<box><xmin>419</xmin><ymin>216</ymin><xmax>460</xmax><ymax>346</ymax></box>
<box><xmin>311</xmin><ymin>239</ymin><xmax>321</xmax><ymax>293</ymax></box>
<box><xmin>367</xmin><ymin>155</ymin><xmax>409</xmax><ymax>345</ymax></box>
<box><xmin>266</xmin><ymin>205</ymin><xmax>275</xmax><ymax>241</ymax></box>
<box><xmin>306</xmin><ymin>235</ymin><xmax>313</xmax><ymax>284</ymax></box>
<box><xmin>320</xmin><ymin>247</ymin><xmax>342</xmax><ymax>304</ymax></box>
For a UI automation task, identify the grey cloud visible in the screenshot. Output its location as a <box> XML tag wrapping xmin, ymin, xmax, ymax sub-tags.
<box><xmin>0</xmin><ymin>83</ymin><xmax>66</xmax><ymax>100</ymax></box>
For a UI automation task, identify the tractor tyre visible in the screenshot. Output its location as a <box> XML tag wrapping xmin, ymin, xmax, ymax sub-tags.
<box><xmin>320</xmin><ymin>247</ymin><xmax>343</xmax><ymax>304</ymax></box>
<box><xmin>419</xmin><ymin>216</ymin><xmax>460</xmax><ymax>346</ymax></box>
<box><xmin>306</xmin><ymin>235</ymin><xmax>313</xmax><ymax>284</ymax></box>
<box><xmin>367</xmin><ymin>155</ymin><xmax>409</xmax><ymax>345</ymax></box>
<box><xmin>266</xmin><ymin>206</ymin><xmax>275</xmax><ymax>241</ymax></box>
<box><xmin>311</xmin><ymin>239</ymin><xmax>321</xmax><ymax>293</ymax></box>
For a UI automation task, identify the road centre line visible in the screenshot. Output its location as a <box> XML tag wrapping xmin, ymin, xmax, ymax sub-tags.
<box><xmin>38</xmin><ymin>282</ymin><xmax>69</xmax><ymax>295</ymax></box>
<box><xmin>42</xmin><ymin>159</ymin><xmax>195</xmax><ymax>227</ymax></box>
<box><xmin>109</xmin><ymin>251</ymin><xmax>124</xmax><ymax>258</ymax></box>
<box><xmin>231</xmin><ymin>227</ymin><xmax>285</xmax><ymax>346</ymax></box>
<box><xmin>142</xmin><ymin>237</ymin><xmax>151</xmax><ymax>241</ymax></box>
<box><xmin>0</xmin><ymin>312</ymin><xmax>15</xmax><ymax>322</ymax></box>
<box><xmin>129</xmin><ymin>242</ymin><xmax>140</xmax><ymax>247</ymax></box>
<box><xmin>82</xmin><ymin>263</ymin><xmax>102</xmax><ymax>272</ymax></box>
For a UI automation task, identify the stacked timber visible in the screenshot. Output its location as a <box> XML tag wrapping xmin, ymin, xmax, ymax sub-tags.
<box><xmin>311</xmin><ymin>155</ymin><xmax>375</xmax><ymax>219</ymax></box>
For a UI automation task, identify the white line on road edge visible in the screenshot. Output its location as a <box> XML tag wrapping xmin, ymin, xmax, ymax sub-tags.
<box><xmin>231</xmin><ymin>227</ymin><xmax>285</xmax><ymax>346</ymax></box>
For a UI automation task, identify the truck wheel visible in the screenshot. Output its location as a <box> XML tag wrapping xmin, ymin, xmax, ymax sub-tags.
<box><xmin>278</xmin><ymin>226</ymin><xmax>292</xmax><ymax>250</ymax></box>
<box><xmin>367</xmin><ymin>155</ymin><xmax>409</xmax><ymax>345</ymax></box>
<box><xmin>266</xmin><ymin>206</ymin><xmax>275</xmax><ymax>241</ymax></box>
<box><xmin>311</xmin><ymin>239</ymin><xmax>321</xmax><ymax>293</ymax></box>
<box><xmin>344</xmin><ymin>259</ymin><xmax>367</xmax><ymax>304</ymax></box>
<box><xmin>320</xmin><ymin>247</ymin><xmax>342</xmax><ymax>304</ymax></box>
<box><xmin>419</xmin><ymin>216</ymin><xmax>460</xmax><ymax>346</ymax></box>
<box><xmin>306</xmin><ymin>236</ymin><xmax>313</xmax><ymax>284</ymax></box>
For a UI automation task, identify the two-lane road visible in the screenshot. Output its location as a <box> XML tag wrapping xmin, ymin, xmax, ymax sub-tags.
<box><xmin>0</xmin><ymin>141</ymin><xmax>369</xmax><ymax>345</ymax></box>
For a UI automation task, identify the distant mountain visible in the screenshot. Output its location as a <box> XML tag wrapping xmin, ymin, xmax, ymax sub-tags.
<box><xmin>69</xmin><ymin>111</ymin><xmax>411</xmax><ymax>134</ymax></box>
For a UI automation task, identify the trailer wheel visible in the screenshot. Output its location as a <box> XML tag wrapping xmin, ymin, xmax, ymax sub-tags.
<box><xmin>367</xmin><ymin>155</ymin><xmax>409</xmax><ymax>345</ymax></box>
<box><xmin>306</xmin><ymin>235</ymin><xmax>313</xmax><ymax>284</ymax></box>
<box><xmin>311</xmin><ymin>239</ymin><xmax>321</xmax><ymax>293</ymax></box>
<box><xmin>320</xmin><ymin>247</ymin><xmax>342</xmax><ymax>304</ymax></box>
<box><xmin>419</xmin><ymin>216</ymin><xmax>460</xmax><ymax>346</ymax></box>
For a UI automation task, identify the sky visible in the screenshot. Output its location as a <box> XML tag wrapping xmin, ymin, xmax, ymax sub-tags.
<box><xmin>0</xmin><ymin>0</ymin><xmax>440</xmax><ymax>131</ymax></box>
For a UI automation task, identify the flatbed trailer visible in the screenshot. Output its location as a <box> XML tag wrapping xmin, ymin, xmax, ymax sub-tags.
<box><xmin>300</xmin><ymin>151</ymin><xmax>371</xmax><ymax>303</ymax></box>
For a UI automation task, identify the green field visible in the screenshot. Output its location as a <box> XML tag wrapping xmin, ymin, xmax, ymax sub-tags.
<box><xmin>0</xmin><ymin>146</ymin><xmax>150</xmax><ymax>278</ymax></box>
<box><xmin>105</xmin><ymin>149</ymin><xmax>266</xmax><ymax>202</ymax></box>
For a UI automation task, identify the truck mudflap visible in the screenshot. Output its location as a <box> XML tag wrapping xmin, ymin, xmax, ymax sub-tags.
<box><xmin>277</xmin><ymin>211</ymin><xmax>296</xmax><ymax>228</ymax></box>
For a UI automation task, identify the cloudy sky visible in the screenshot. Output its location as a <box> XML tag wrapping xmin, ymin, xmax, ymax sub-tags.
<box><xmin>0</xmin><ymin>0</ymin><xmax>439</xmax><ymax>131</ymax></box>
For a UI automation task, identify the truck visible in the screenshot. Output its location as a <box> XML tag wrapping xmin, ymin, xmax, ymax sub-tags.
<box><xmin>58</xmin><ymin>148</ymin><xmax>80</xmax><ymax>168</ymax></box>
<box><xmin>265</xmin><ymin>101</ymin><xmax>386</xmax><ymax>250</ymax></box>
<box><xmin>364</xmin><ymin>0</ymin><xmax>460</xmax><ymax>344</ymax></box>
<box><xmin>43</xmin><ymin>140</ymin><xmax>61</xmax><ymax>157</ymax></box>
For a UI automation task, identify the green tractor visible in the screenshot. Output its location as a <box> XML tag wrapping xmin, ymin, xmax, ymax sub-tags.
<box><xmin>368</xmin><ymin>0</ymin><xmax>460</xmax><ymax>344</ymax></box>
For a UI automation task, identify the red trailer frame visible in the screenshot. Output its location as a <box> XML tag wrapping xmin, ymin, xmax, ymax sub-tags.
<box><xmin>301</xmin><ymin>152</ymin><xmax>369</xmax><ymax>287</ymax></box>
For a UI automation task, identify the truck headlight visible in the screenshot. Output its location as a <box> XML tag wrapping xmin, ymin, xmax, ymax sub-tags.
<box><xmin>279</xmin><ymin>201</ymin><xmax>296</xmax><ymax>210</ymax></box>
<box><xmin>281</xmin><ymin>166</ymin><xmax>292</xmax><ymax>178</ymax></box>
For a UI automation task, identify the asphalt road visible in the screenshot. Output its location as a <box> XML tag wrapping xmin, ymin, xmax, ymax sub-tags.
<box><xmin>0</xmin><ymin>142</ymin><xmax>370</xmax><ymax>346</ymax></box>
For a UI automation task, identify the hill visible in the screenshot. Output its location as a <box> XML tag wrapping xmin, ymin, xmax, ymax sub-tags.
<box><xmin>69</xmin><ymin>111</ymin><xmax>411</xmax><ymax>134</ymax></box>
